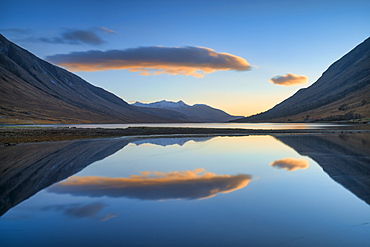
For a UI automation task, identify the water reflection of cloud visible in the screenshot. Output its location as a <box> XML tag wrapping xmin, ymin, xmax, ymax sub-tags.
<box><xmin>270</xmin><ymin>158</ymin><xmax>309</xmax><ymax>171</ymax></box>
<box><xmin>42</xmin><ymin>202</ymin><xmax>117</xmax><ymax>221</ymax></box>
<box><xmin>48</xmin><ymin>168</ymin><xmax>252</xmax><ymax>200</ymax></box>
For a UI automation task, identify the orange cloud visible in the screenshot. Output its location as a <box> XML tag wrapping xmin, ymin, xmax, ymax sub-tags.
<box><xmin>269</xmin><ymin>73</ymin><xmax>308</xmax><ymax>86</ymax></box>
<box><xmin>46</xmin><ymin>46</ymin><xmax>251</xmax><ymax>77</ymax></box>
<box><xmin>48</xmin><ymin>168</ymin><xmax>252</xmax><ymax>200</ymax></box>
<box><xmin>270</xmin><ymin>158</ymin><xmax>309</xmax><ymax>171</ymax></box>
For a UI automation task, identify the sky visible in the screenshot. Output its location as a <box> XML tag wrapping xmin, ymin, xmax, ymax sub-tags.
<box><xmin>1</xmin><ymin>0</ymin><xmax>369</xmax><ymax>117</ymax></box>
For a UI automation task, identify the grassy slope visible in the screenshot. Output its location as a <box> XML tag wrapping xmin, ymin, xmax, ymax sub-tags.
<box><xmin>268</xmin><ymin>84</ymin><xmax>370</xmax><ymax>122</ymax></box>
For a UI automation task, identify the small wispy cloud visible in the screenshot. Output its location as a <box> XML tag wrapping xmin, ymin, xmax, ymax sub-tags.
<box><xmin>46</xmin><ymin>46</ymin><xmax>252</xmax><ymax>77</ymax></box>
<box><xmin>269</xmin><ymin>73</ymin><xmax>308</xmax><ymax>86</ymax></box>
<box><xmin>39</xmin><ymin>29</ymin><xmax>105</xmax><ymax>45</ymax></box>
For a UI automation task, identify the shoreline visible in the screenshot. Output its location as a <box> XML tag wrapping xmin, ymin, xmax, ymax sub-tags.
<box><xmin>1</xmin><ymin>126</ymin><xmax>370</xmax><ymax>145</ymax></box>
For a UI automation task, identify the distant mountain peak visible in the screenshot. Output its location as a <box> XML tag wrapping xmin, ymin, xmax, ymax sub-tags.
<box><xmin>132</xmin><ymin>100</ymin><xmax>244</xmax><ymax>122</ymax></box>
<box><xmin>132</xmin><ymin>100</ymin><xmax>191</xmax><ymax>109</ymax></box>
<box><xmin>177</xmin><ymin>100</ymin><xmax>188</xmax><ymax>107</ymax></box>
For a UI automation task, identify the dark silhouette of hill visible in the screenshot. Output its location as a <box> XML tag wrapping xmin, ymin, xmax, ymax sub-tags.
<box><xmin>274</xmin><ymin>134</ymin><xmax>370</xmax><ymax>205</ymax></box>
<box><xmin>233</xmin><ymin>37</ymin><xmax>370</xmax><ymax>122</ymax></box>
<box><xmin>0</xmin><ymin>34</ymin><xmax>188</xmax><ymax>124</ymax></box>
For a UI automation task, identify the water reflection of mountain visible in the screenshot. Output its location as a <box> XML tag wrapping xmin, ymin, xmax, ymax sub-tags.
<box><xmin>274</xmin><ymin>134</ymin><xmax>370</xmax><ymax>205</ymax></box>
<box><xmin>0</xmin><ymin>138</ymin><xmax>132</xmax><ymax>216</ymax></box>
<box><xmin>0</xmin><ymin>136</ymin><xmax>216</xmax><ymax>216</ymax></box>
<box><xmin>132</xmin><ymin>136</ymin><xmax>214</xmax><ymax>147</ymax></box>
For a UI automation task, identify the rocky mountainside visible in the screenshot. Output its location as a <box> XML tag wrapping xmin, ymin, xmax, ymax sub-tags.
<box><xmin>234</xmin><ymin>37</ymin><xmax>370</xmax><ymax>122</ymax></box>
<box><xmin>0</xmin><ymin>34</ymin><xmax>187</xmax><ymax>124</ymax></box>
<box><xmin>132</xmin><ymin>100</ymin><xmax>243</xmax><ymax>122</ymax></box>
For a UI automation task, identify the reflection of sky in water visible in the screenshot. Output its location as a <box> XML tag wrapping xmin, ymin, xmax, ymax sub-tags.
<box><xmin>1</xmin><ymin>136</ymin><xmax>369</xmax><ymax>247</ymax></box>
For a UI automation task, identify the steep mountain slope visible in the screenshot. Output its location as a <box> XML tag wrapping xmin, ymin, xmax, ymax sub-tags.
<box><xmin>234</xmin><ymin>37</ymin><xmax>370</xmax><ymax>122</ymax></box>
<box><xmin>0</xmin><ymin>34</ymin><xmax>184</xmax><ymax>124</ymax></box>
<box><xmin>132</xmin><ymin>100</ymin><xmax>243</xmax><ymax>122</ymax></box>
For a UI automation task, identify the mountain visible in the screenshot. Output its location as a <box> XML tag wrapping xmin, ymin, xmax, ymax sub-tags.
<box><xmin>233</xmin><ymin>37</ymin><xmax>370</xmax><ymax>122</ymax></box>
<box><xmin>274</xmin><ymin>134</ymin><xmax>370</xmax><ymax>205</ymax></box>
<box><xmin>132</xmin><ymin>100</ymin><xmax>243</xmax><ymax>122</ymax></box>
<box><xmin>0</xmin><ymin>34</ymin><xmax>188</xmax><ymax>124</ymax></box>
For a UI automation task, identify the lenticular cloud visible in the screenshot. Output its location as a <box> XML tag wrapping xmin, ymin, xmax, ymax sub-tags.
<box><xmin>46</xmin><ymin>46</ymin><xmax>252</xmax><ymax>77</ymax></box>
<box><xmin>269</xmin><ymin>73</ymin><xmax>308</xmax><ymax>86</ymax></box>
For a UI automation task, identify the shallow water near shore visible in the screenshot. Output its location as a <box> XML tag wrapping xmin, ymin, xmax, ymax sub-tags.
<box><xmin>1</xmin><ymin>133</ymin><xmax>369</xmax><ymax>246</ymax></box>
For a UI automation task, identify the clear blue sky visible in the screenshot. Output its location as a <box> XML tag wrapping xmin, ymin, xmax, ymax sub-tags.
<box><xmin>1</xmin><ymin>0</ymin><xmax>369</xmax><ymax>116</ymax></box>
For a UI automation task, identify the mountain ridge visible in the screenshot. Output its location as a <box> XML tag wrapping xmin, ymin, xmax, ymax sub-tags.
<box><xmin>132</xmin><ymin>100</ymin><xmax>243</xmax><ymax>122</ymax></box>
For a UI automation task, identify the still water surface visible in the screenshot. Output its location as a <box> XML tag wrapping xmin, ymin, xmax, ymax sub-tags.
<box><xmin>0</xmin><ymin>134</ymin><xmax>369</xmax><ymax>246</ymax></box>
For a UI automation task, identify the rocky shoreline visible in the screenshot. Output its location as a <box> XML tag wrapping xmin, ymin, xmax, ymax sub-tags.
<box><xmin>1</xmin><ymin>126</ymin><xmax>370</xmax><ymax>145</ymax></box>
